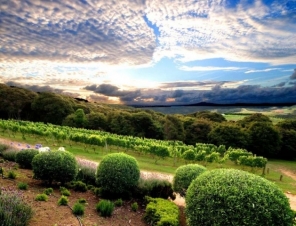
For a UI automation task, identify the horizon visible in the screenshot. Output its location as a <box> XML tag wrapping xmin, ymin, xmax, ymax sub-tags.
<box><xmin>0</xmin><ymin>0</ymin><xmax>296</xmax><ymax>105</ymax></box>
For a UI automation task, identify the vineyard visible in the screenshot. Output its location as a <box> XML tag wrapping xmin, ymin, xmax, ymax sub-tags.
<box><xmin>0</xmin><ymin>119</ymin><xmax>267</xmax><ymax>170</ymax></box>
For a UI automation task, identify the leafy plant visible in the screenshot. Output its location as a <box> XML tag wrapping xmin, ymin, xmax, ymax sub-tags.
<box><xmin>131</xmin><ymin>202</ymin><xmax>138</xmax><ymax>212</ymax></box>
<box><xmin>144</xmin><ymin>197</ymin><xmax>179</xmax><ymax>226</ymax></box>
<box><xmin>96</xmin><ymin>200</ymin><xmax>114</xmax><ymax>217</ymax></box>
<box><xmin>73</xmin><ymin>181</ymin><xmax>87</xmax><ymax>192</ymax></box>
<box><xmin>185</xmin><ymin>169</ymin><xmax>295</xmax><ymax>226</ymax></box>
<box><xmin>58</xmin><ymin>196</ymin><xmax>69</xmax><ymax>206</ymax></box>
<box><xmin>96</xmin><ymin>153</ymin><xmax>140</xmax><ymax>197</ymax></box>
<box><xmin>0</xmin><ymin>143</ymin><xmax>9</xmax><ymax>156</ymax></box>
<box><xmin>18</xmin><ymin>182</ymin><xmax>28</xmax><ymax>190</ymax></box>
<box><xmin>173</xmin><ymin>164</ymin><xmax>206</xmax><ymax>197</ymax></box>
<box><xmin>32</xmin><ymin>151</ymin><xmax>78</xmax><ymax>185</ymax></box>
<box><xmin>60</xmin><ymin>187</ymin><xmax>71</xmax><ymax>196</ymax></box>
<box><xmin>0</xmin><ymin>189</ymin><xmax>33</xmax><ymax>226</ymax></box>
<box><xmin>35</xmin><ymin>193</ymin><xmax>48</xmax><ymax>201</ymax></box>
<box><xmin>78</xmin><ymin>198</ymin><xmax>87</xmax><ymax>204</ymax></box>
<box><xmin>72</xmin><ymin>202</ymin><xmax>85</xmax><ymax>216</ymax></box>
<box><xmin>43</xmin><ymin>188</ymin><xmax>53</xmax><ymax>195</ymax></box>
<box><xmin>114</xmin><ymin>198</ymin><xmax>123</xmax><ymax>207</ymax></box>
<box><xmin>8</xmin><ymin>170</ymin><xmax>17</xmax><ymax>179</ymax></box>
<box><xmin>16</xmin><ymin>149</ymin><xmax>39</xmax><ymax>169</ymax></box>
<box><xmin>2</xmin><ymin>149</ymin><xmax>18</xmax><ymax>162</ymax></box>
<box><xmin>134</xmin><ymin>178</ymin><xmax>175</xmax><ymax>200</ymax></box>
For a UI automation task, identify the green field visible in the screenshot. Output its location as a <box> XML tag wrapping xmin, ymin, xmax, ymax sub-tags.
<box><xmin>1</xmin><ymin>131</ymin><xmax>296</xmax><ymax>195</ymax></box>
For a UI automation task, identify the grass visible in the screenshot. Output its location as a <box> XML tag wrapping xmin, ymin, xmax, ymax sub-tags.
<box><xmin>1</xmin><ymin>131</ymin><xmax>296</xmax><ymax>194</ymax></box>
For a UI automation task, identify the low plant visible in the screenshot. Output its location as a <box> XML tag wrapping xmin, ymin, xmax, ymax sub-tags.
<box><xmin>78</xmin><ymin>198</ymin><xmax>87</xmax><ymax>204</ymax></box>
<box><xmin>92</xmin><ymin>187</ymin><xmax>101</xmax><ymax>197</ymax></box>
<box><xmin>8</xmin><ymin>170</ymin><xmax>17</xmax><ymax>179</ymax></box>
<box><xmin>134</xmin><ymin>178</ymin><xmax>175</xmax><ymax>200</ymax></box>
<box><xmin>60</xmin><ymin>187</ymin><xmax>71</xmax><ymax>196</ymax></box>
<box><xmin>16</xmin><ymin>149</ymin><xmax>39</xmax><ymax>169</ymax></box>
<box><xmin>0</xmin><ymin>188</ymin><xmax>33</xmax><ymax>226</ymax></box>
<box><xmin>2</xmin><ymin>149</ymin><xmax>18</xmax><ymax>162</ymax></box>
<box><xmin>73</xmin><ymin>181</ymin><xmax>87</xmax><ymax>192</ymax></box>
<box><xmin>43</xmin><ymin>188</ymin><xmax>53</xmax><ymax>195</ymax></box>
<box><xmin>96</xmin><ymin>200</ymin><xmax>114</xmax><ymax>217</ymax></box>
<box><xmin>131</xmin><ymin>202</ymin><xmax>138</xmax><ymax>212</ymax></box>
<box><xmin>35</xmin><ymin>193</ymin><xmax>48</xmax><ymax>201</ymax></box>
<box><xmin>58</xmin><ymin>196</ymin><xmax>69</xmax><ymax>206</ymax></box>
<box><xmin>72</xmin><ymin>202</ymin><xmax>85</xmax><ymax>216</ymax></box>
<box><xmin>144</xmin><ymin>197</ymin><xmax>179</xmax><ymax>226</ymax></box>
<box><xmin>18</xmin><ymin>182</ymin><xmax>28</xmax><ymax>190</ymax></box>
<box><xmin>76</xmin><ymin>159</ymin><xmax>97</xmax><ymax>186</ymax></box>
<box><xmin>114</xmin><ymin>198</ymin><xmax>123</xmax><ymax>207</ymax></box>
<box><xmin>0</xmin><ymin>143</ymin><xmax>9</xmax><ymax>156</ymax></box>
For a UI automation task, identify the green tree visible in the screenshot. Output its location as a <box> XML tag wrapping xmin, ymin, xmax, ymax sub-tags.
<box><xmin>248</xmin><ymin>122</ymin><xmax>281</xmax><ymax>158</ymax></box>
<box><xmin>208</xmin><ymin>124</ymin><xmax>249</xmax><ymax>148</ymax></box>
<box><xmin>86</xmin><ymin>112</ymin><xmax>108</xmax><ymax>131</ymax></box>
<box><xmin>277</xmin><ymin>129</ymin><xmax>296</xmax><ymax>160</ymax></box>
<box><xmin>163</xmin><ymin>115</ymin><xmax>185</xmax><ymax>141</ymax></box>
<box><xmin>31</xmin><ymin>92</ymin><xmax>74</xmax><ymax>125</ymax></box>
<box><xmin>238</xmin><ymin>113</ymin><xmax>272</xmax><ymax>128</ymax></box>
<box><xmin>191</xmin><ymin>111</ymin><xmax>226</xmax><ymax>123</ymax></box>
<box><xmin>184</xmin><ymin>119</ymin><xmax>212</xmax><ymax>145</ymax></box>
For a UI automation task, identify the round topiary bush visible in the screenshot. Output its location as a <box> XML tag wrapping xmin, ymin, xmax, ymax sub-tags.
<box><xmin>32</xmin><ymin>151</ymin><xmax>78</xmax><ymax>185</ymax></box>
<box><xmin>16</xmin><ymin>149</ymin><xmax>39</xmax><ymax>169</ymax></box>
<box><xmin>173</xmin><ymin>164</ymin><xmax>206</xmax><ymax>197</ymax></box>
<box><xmin>96</xmin><ymin>153</ymin><xmax>140</xmax><ymax>197</ymax></box>
<box><xmin>185</xmin><ymin>169</ymin><xmax>295</xmax><ymax>226</ymax></box>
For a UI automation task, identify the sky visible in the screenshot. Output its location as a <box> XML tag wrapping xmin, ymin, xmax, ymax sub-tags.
<box><xmin>0</xmin><ymin>0</ymin><xmax>296</xmax><ymax>105</ymax></box>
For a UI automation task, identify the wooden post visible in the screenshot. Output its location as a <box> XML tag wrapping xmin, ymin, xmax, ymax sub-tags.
<box><xmin>280</xmin><ymin>175</ymin><xmax>283</xmax><ymax>181</ymax></box>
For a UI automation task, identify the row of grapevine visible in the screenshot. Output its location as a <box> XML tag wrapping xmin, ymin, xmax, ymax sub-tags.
<box><xmin>0</xmin><ymin>119</ymin><xmax>267</xmax><ymax>168</ymax></box>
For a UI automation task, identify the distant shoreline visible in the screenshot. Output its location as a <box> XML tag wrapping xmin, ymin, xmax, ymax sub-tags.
<box><xmin>130</xmin><ymin>102</ymin><xmax>296</xmax><ymax>108</ymax></box>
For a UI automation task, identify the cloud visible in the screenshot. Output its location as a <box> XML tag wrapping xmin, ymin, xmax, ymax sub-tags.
<box><xmin>84</xmin><ymin>83</ymin><xmax>141</xmax><ymax>102</ymax></box>
<box><xmin>272</xmin><ymin>82</ymin><xmax>286</xmax><ymax>88</ymax></box>
<box><xmin>0</xmin><ymin>0</ymin><xmax>156</xmax><ymax>65</ymax></box>
<box><xmin>245</xmin><ymin>68</ymin><xmax>282</xmax><ymax>74</ymax></box>
<box><xmin>149</xmin><ymin>0</ymin><xmax>296</xmax><ymax>65</ymax></box>
<box><xmin>179</xmin><ymin>66</ymin><xmax>244</xmax><ymax>72</ymax></box>
<box><xmin>290</xmin><ymin>69</ymin><xmax>296</xmax><ymax>79</ymax></box>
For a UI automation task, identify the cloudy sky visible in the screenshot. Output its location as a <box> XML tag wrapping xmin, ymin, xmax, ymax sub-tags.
<box><xmin>1</xmin><ymin>0</ymin><xmax>296</xmax><ymax>105</ymax></box>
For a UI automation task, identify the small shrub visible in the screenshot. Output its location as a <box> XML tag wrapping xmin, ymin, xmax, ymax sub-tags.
<box><xmin>114</xmin><ymin>198</ymin><xmax>123</xmax><ymax>207</ymax></box>
<box><xmin>16</xmin><ymin>149</ymin><xmax>39</xmax><ymax>169</ymax></box>
<box><xmin>134</xmin><ymin>178</ymin><xmax>175</xmax><ymax>200</ymax></box>
<box><xmin>60</xmin><ymin>187</ymin><xmax>71</xmax><ymax>196</ymax></box>
<box><xmin>73</xmin><ymin>181</ymin><xmax>87</xmax><ymax>192</ymax></box>
<box><xmin>186</xmin><ymin>169</ymin><xmax>295</xmax><ymax>226</ymax></box>
<box><xmin>78</xmin><ymin>198</ymin><xmax>87</xmax><ymax>204</ymax></box>
<box><xmin>8</xmin><ymin>170</ymin><xmax>17</xmax><ymax>179</ymax></box>
<box><xmin>2</xmin><ymin>149</ymin><xmax>18</xmax><ymax>162</ymax></box>
<box><xmin>96</xmin><ymin>153</ymin><xmax>140</xmax><ymax>197</ymax></box>
<box><xmin>76</xmin><ymin>164</ymin><xmax>97</xmax><ymax>186</ymax></box>
<box><xmin>173</xmin><ymin>164</ymin><xmax>207</xmax><ymax>197</ymax></box>
<box><xmin>96</xmin><ymin>200</ymin><xmax>114</xmax><ymax>217</ymax></box>
<box><xmin>92</xmin><ymin>187</ymin><xmax>102</xmax><ymax>197</ymax></box>
<box><xmin>87</xmin><ymin>184</ymin><xmax>94</xmax><ymax>190</ymax></box>
<box><xmin>18</xmin><ymin>182</ymin><xmax>28</xmax><ymax>190</ymax></box>
<box><xmin>131</xmin><ymin>202</ymin><xmax>138</xmax><ymax>212</ymax></box>
<box><xmin>144</xmin><ymin>197</ymin><xmax>179</xmax><ymax>226</ymax></box>
<box><xmin>0</xmin><ymin>189</ymin><xmax>33</xmax><ymax>226</ymax></box>
<box><xmin>58</xmin><ymin>196</ymin><xmax>69</xmax><ymax>206</ymax></box>
<box><xmin>32</xmin><ymin>151</ymin><xmax>78</xmax><ymax>185</ymax></box>
<box><xmin>35</xmin><ymin>193</ymin><xmax>48</xmax><ymax>201</ymax></box>
<box><xmin>72</xmin><ymin>202</ymin><xmax>85</xmax><ymax>216</ymax></box>
<box><xmin>43</xmin><ymin>188</ymin><xmax>53</xmax><ymax>195</ymax></box>
<box><xmin>0</xmin><ymin>143</ymin><xmax>9</xmax><ymax>155</ymax></box>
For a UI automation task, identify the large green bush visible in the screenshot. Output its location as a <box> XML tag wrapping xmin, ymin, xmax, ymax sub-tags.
<box><xmin>173</xmin><ymin>164</ymin><xmax>206</xmax><ymax>197</ymax></box>
<box><xmin>96</xmin><ymin>153</ymin><xmax>140</xmax><ymax>197</ymax></box>
<box><xmin>16</xmin><ymin>149</ymin><xmax>39</xmax><ymax>169</ymax></box>
<box><xmin>186</xmin><ymin>169</ymin><xmax>295</xmax><ymax>226</ymax></box>
<box><xmin>32</xmin><ymin>151</ymin><xmax>78</xmax><ymax>185</ymax></box>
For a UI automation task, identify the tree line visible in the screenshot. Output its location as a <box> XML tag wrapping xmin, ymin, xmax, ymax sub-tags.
<box><xmin>0</xmin><ymin>83</ymin><xmax>295</xmax><ymax>160</ymax></box>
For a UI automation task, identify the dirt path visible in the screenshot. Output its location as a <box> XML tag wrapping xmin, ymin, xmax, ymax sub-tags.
<box><xmin>0</xmin><ymin>137</ymin><xmax>294</xmax><ymax>210</ymax></box>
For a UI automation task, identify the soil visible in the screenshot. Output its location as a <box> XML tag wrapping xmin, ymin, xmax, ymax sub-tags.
<box><xmin>0</xmin><ymin>137</ymin><xmax>295</xmax><ymax>226</ymax></box>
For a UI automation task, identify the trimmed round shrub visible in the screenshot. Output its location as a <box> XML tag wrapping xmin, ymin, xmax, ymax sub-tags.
<box><xmin>16</xmin><ymin>149</ymin><xmax>39</xmax><ymax>169</ymax></box>
<box><xmin>173</xmin><ymin>164</ymin><xmax>206</xmax><ymax>197</ymax></box>
<box><xmin>186</xmin><ymin>169</ymin><xmax>295</xmax><ymax>226</ymax></box>
<box><xmin>32</xmin><ymin>151</ymin><xmax>78</xmax><ymax>185</ymax></box>
<box><xmin>96</xmin><ymin>153</ymin><xmax>140</xmax><ymax>197</ymax></box>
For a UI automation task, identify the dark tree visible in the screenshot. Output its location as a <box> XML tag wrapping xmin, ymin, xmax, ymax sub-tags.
<box><xmin>238</xmin><ymin>113</ymin><xmax>272</xmax><ymax>128</ymax></box>
<box><xmin>185</xmin><ymin>119</ymin><xmax>212</xmax><ymax>145</ymax></box>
